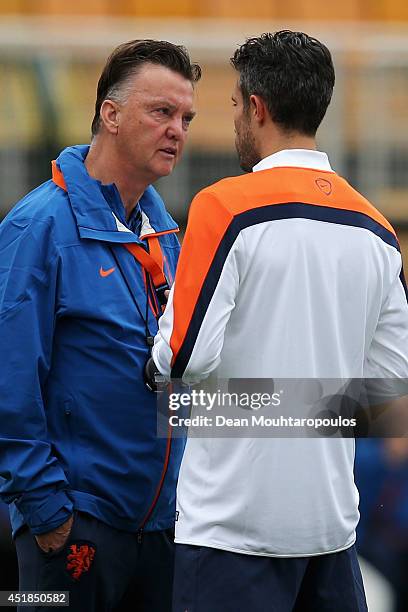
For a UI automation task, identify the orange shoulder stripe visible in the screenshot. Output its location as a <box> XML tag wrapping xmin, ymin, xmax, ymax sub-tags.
<box><xmin>206</xmin><ymin>167</ymin><xmax>395</xmax><ymax>237</ymax></box>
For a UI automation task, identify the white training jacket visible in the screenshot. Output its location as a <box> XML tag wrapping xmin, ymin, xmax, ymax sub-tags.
<box><xmin>153</xmin><ymin>149</ymin><xmax>408</xmax><ymax>557</ymax></box>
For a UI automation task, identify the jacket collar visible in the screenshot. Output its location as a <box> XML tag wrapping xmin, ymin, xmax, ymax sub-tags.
<box><xmin>55</xmin><ymin>145</ymin><xmax>178</xmax><ymax>243</ymax></box>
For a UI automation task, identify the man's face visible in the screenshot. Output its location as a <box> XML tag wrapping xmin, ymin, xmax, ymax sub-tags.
<box><xmin>115</xmin><ymin>63</ymin><xmax>195</xmax><ymax>183</ymax></box>
<box><xmin>232</xmin><ymin>80</ymin><xmax>260</xmax><ymax>172</ymax></box>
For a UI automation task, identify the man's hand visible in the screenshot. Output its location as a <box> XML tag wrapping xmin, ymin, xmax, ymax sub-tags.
<box><xmin>144</xmin><ymin>357</ymin><xmax>167</xmax><ymax>392</ymax></box>
<box><xmin>35</xmin><ymin>515</ymin><xmax>73</xmax><ymax>553</ymax></box>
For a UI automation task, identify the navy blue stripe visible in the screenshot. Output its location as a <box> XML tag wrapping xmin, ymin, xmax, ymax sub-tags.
<box><xmin>171</xmin><ymin>202</ymin><xmax>399</xmax><ymax>378</ymax></box>
<box><xmin>400</xmin><ymin>267</ymin><xmax>408</xmax><ymax>303</ymax></box>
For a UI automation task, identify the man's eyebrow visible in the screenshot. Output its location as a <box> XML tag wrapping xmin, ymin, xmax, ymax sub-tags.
<box><xmin>145</xmin><ymin>98</ymin><xmax>175</xmax><ymax>108</ymax></box>
<box><xmin>146</xmin><ymin>98</ymin><xmax>196</xmax><ymax>119</ymax></box>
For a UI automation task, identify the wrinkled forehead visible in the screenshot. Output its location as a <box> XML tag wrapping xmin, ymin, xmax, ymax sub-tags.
<box><xmin>126</xmin><ymin>63</ymin><xmax>194</xmax><ymax>104</ymax></box>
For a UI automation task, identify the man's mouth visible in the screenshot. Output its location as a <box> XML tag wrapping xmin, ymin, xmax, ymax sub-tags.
<box><xmin>159</xmin><ymin>147</ymin><xmax>177</xmax><ymax>158</ymax></box>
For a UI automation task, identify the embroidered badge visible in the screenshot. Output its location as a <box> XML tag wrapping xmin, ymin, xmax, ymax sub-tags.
<box><xmin>315</xmin><ymin>178</ymin><xmax>332</xmax><ymax>196</ymax></box>
<box><xmin>66</xmin><ymin>543</ymin><xmax>96</xmax><ymax>580</ymax></box>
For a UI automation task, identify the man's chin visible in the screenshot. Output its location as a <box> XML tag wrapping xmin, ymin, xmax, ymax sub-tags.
<box><xmin>153</xmin><ymin>162</ymin><xmax>176</xmax><ymax>180</ymax></box>
<box><xmin>240</xmin><ymin>163</ymin><xmax>253</xmax><ymax>173</ymax></box>
<box><xmin>236</xmin><ymin>145</ymin><xmax>258</xmax><ymax>173</ymax></box>
<box><xmin>238</xmin><ymin>158</ymin><xmax>254</xmax><ymax>173</ymax></box>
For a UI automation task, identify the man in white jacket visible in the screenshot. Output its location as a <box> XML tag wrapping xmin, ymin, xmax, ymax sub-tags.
<box><xmin>152</xmin><ymin>30</ymin><xmax>408</xmax><ymax>611</ymax></box>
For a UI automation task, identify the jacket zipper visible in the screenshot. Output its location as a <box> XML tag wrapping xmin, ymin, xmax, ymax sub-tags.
<box><xmin>137</xmin><ymin>418</ymin><xmax>173</xmax><ymax>541</ymax></box>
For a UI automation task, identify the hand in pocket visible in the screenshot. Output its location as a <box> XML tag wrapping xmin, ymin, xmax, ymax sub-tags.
<box><xmin>35</xmin><ymin>515</ymin><xmax>74</xmax><ymax>553</ymax></box>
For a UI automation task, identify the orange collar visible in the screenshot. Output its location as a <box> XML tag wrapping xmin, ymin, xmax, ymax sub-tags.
<box><xmin>51</xmin><ymin>160</ymin><xmax>68</xmax><ymax>191</ymax></box>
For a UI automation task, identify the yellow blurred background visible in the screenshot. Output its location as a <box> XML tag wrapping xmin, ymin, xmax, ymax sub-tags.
<box><xmin>0</xmin><ymin>0</ymin><xmax>408</xmax><ymax>260</ymax></box>
<box><xmin>2</xmin><ymin>0</ymin><xmax>408</xmax><ymax>20</ymax></box>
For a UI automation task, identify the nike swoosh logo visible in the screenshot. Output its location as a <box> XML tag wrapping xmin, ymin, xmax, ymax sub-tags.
<box><xmin>99</xmin><ymin>266</ymin><xmax>116</xmax><ymax>278</ymax></box>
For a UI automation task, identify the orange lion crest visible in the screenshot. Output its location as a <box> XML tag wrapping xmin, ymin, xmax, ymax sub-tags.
<box><xmin>66</xmin><ymin>543</ymin><xmax>96</xmax><ymax>580</ymax></box>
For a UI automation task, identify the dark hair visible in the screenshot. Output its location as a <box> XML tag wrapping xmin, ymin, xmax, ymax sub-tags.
<box><xmin>231</xmin><ymin>31</ymin><xmax>335</xmax><ymax>136</ymax></box>
<box><xmin>91</xmin><ymin>39</ymin><xmax>201</xmax><ymax>136</ymax></box>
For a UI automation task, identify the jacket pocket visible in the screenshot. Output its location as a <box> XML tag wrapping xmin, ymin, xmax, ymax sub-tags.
<box><xmin>61</xmin><ymin>397</ymin><xmax>76</xmax><ymax>483</ymax></box>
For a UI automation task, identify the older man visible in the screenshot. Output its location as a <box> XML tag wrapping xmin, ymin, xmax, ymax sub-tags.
<box><xmin>0</xmin><ymin>39</ymin><xmax>200</xmax><ymax>611</ymax></box>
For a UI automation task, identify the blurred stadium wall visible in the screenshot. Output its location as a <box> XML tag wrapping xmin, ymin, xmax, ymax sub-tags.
<box><xmin>1</xmin><ymin>1</ymin><xmax>408</xmax><ymax>259</ymax></box>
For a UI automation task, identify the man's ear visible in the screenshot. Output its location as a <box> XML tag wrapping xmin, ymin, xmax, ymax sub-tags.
<box><xmin>100</xmin><ymin>99</ymin><xmax>120</xmax><ymax>135</ymax></box>
<box><xmin>249</xmin><ymin>94</ymin><xmax>267</xmax><ymax>125</ymax></box>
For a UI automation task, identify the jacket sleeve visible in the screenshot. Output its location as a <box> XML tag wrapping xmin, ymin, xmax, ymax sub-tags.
<box><xmin>153</xmin><ymin>190</ymin><xmax>242</xmax><ymax>383</ymax></box>
<box><xmin>0</xmin><ymin>217</ymin><xmax>73</xmax><ymax>534</ymax></box>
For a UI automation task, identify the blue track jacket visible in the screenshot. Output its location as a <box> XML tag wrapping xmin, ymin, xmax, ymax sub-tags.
<box><xmin>0</xmin><ymin>145</ymin><xmax>183</xmax><ymax>537</ymax></box>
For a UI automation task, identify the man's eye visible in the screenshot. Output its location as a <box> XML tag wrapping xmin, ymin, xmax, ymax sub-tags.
<box><xmin>156</xmin><ymin>108</ymin><xmax>170</xmax><ymax>115</ymax></box>
<box><xmin>183</xmin><ymin>116</ymin><xmax>194</xmax><ymax>129</ymax></box>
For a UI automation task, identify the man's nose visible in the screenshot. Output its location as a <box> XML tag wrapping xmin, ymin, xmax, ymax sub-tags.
<box><xmin>166</xmin><ymin>117</ymin><xmax>184</xmax><ymax>140</ymax></box>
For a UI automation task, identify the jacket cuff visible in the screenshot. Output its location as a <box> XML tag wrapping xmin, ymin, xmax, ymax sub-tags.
<box><xmin>15</xmin><ymin>490</ymin><xmax>74</xmax><ymax>535</ymax></box>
